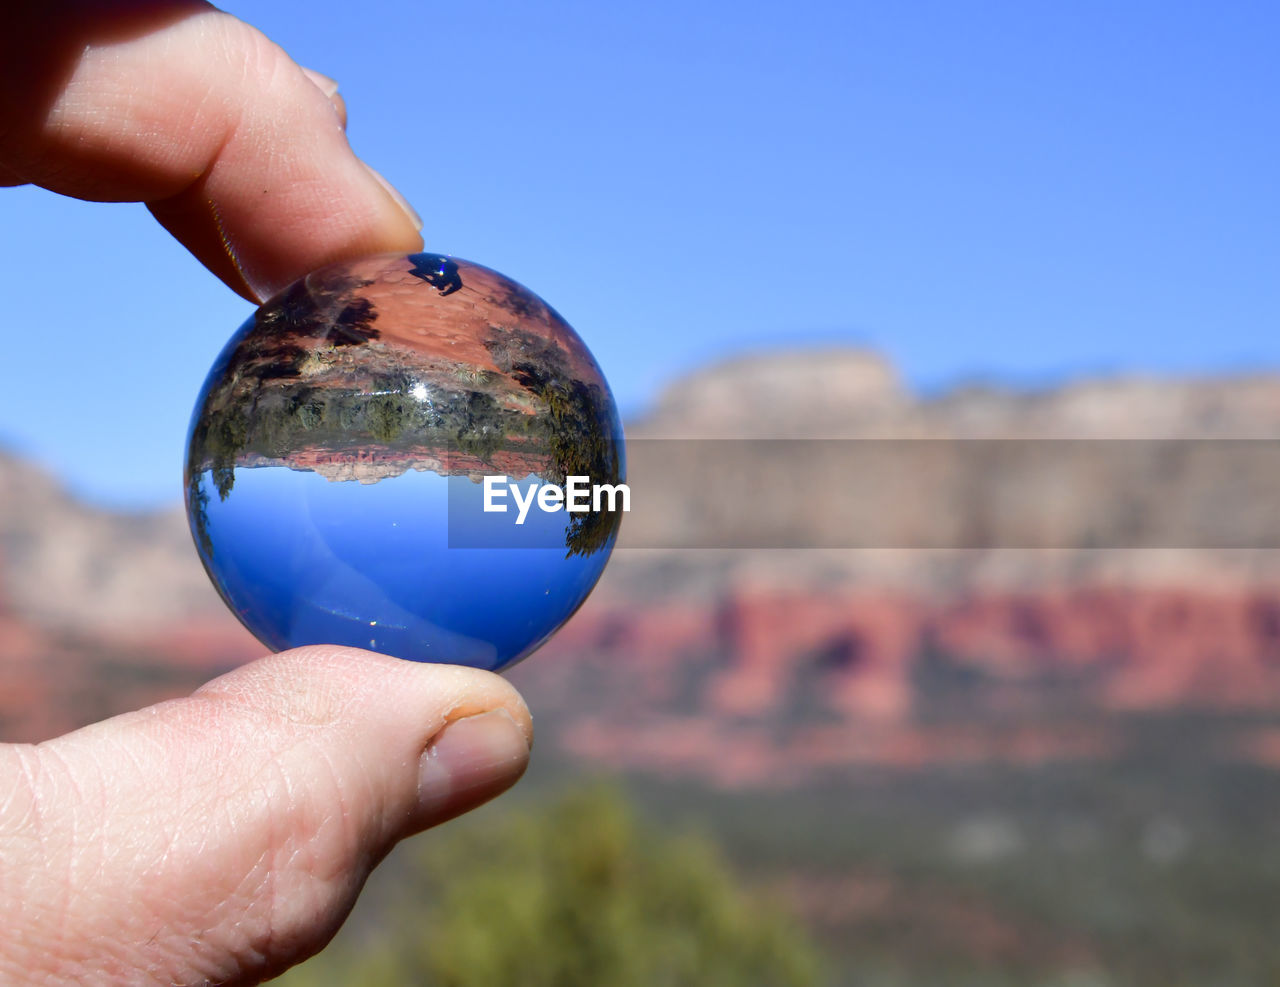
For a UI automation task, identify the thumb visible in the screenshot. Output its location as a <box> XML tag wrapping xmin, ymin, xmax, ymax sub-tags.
<box><xmin>0</xmin><ymin>646</ymin><xmax>532</xmax><ymax>985</ymax></box>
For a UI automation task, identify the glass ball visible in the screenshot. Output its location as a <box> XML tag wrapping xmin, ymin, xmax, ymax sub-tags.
<box><xmin>184</xmin><ymin>253</ymin><xmax>625</xmax><ymax>672</ymax></box>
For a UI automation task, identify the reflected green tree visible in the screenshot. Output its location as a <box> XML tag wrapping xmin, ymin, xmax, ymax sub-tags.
<box><xmin>276</xmin><ymin>784</ymin><xmax>823</xmax><ymax>987</ymax></box>
<box><xmin>195</xmin><ymin>271</ymin><xmax>381</xmax><ymax>470</ymax></box>
<box><xmin>186</xmin><ymin>272</ymin><xmax>382</xmax><ymax>553</ymax></box>
<box><xmin>486</xmin><ymin>328</ymin><xmax>625</xmax><ymax>558</ymax></box>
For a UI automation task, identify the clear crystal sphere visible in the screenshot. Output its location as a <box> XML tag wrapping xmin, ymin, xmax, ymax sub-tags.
<box><xmin>184</xmin><ymin>253</ymin><xmax>624</xmax><ymax>671</ymax></box>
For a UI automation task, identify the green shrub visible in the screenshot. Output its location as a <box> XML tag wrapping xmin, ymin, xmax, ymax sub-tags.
<box><xmin>277</xmin><ymin>784</ymin><xmax>824</xmax><ymax>987</ymax></box>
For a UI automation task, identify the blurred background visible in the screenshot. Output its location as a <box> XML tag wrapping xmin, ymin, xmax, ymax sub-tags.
<box><xmin>2</xmin><ymin>1</ymin><xmax>1280</xmax><ymax>984</ymax></box>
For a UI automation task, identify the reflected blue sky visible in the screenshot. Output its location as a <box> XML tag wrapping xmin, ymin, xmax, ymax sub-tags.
<box><xmin>193</xmin><ymin>465</ymin><xmax>613</xmax><ymax>670</ymax></box>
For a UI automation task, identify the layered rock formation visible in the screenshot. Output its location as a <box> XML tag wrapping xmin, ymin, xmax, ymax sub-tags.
<box><xmin>4</xmin><ymin>349</ymin><xmax>1280</xmax><ymax>780</ymax></box>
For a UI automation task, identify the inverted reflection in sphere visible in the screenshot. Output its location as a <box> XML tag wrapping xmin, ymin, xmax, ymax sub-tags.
<box><xmin>184</xmin><ymin>253</ymin><xmax>625</xmax><ymax>671</ymax></box>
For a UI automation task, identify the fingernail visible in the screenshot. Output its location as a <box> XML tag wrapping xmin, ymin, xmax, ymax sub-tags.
<box><xmin>363</xmin><ymin>162</ymin><xmax>424</xmax><ymax>232</ymax></box>
<box><xmin>301</xmin><ymin>69</ymin><xmax>347</xmax><ymax>128</ymax></box>
<box><xmin>301</xmin><ymin>68</ymin><xmax>340</xmax><ymax>99</ymax></box>
<box><xmin>418</xmin><ymin>709</ymin><xmax>530</xmax><ymax>820</ymax></box>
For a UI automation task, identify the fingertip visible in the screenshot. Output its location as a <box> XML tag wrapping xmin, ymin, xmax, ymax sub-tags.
<box><xmin>416</xmin><ymin>707</ymin><xmax>531</xmax><ymax>829</ymax></box>
<box><xmin>195</xmin><ymin>645</ymin><xmax>533</xmax><ymax>836</ymax></box>
<box><xmin>19</xmin><ymin>7</ymin><xmax>426</xmax><ymax>303</ymax></box>
<box><xmin>362</xmin><ymin>162</ymin><xmax>424</xmax><ymax>233</ymax></box>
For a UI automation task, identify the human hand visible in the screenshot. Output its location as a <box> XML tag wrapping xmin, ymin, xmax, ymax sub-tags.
<box><xmin>0</xmin><ymin>4</ymin><xmax>532</xmax><ymax>984</ymax></box>
<box><xmin>0</xmin><ymin>0</ymin><xmax>424</xmax><ymax>303</ymax></box>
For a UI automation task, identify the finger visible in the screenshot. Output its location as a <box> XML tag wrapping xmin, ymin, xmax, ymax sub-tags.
<box><xmin>0</xmin><ymin>647</ymin><xmax>531</xmax><ymax>985</ymax></box>
<box><xmin>0</xmin><ymin>2</ymin><xmax>422</xmax><ymax>302</ymax></box>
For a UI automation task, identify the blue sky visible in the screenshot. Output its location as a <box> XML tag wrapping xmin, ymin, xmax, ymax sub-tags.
<box><xmin>1</xmin><ymin>0</ymin><xmax>1277</xmax><ymax>507</ymax></box>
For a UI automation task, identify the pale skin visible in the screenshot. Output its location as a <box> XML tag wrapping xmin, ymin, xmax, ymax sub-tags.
<box><xmin>0</xmin><ymin>3</ymin><xmax>534</xmax><ymax>984</ymax></box>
